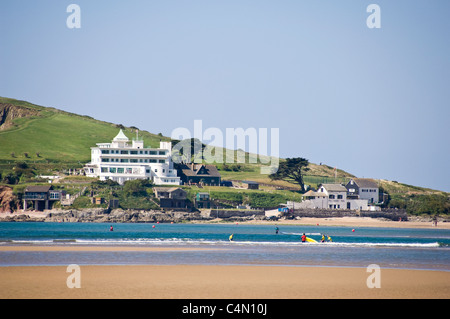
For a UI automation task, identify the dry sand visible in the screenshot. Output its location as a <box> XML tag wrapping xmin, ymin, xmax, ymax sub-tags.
<box><xmin>1</xmin><ymin>263</ymin><xmax>449</xmax><ymax>299</ymax></box>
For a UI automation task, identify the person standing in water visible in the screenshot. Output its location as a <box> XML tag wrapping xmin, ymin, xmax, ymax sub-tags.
<box><xmin>229</xmin><ymin>234</ymin><xmax>234</xmax><ymax>242</ymax></box>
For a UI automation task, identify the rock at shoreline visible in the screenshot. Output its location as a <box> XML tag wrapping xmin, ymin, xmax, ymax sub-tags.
<box><xmin>15</xmin><ymin>208</ymin><xmax>204</xmax><ymax>223</ymax></box>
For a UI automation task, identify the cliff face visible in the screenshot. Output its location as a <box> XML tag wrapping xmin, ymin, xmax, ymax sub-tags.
<box><xmin>0</xmin><ymin>186</ymin><xmax>17</xmax><ymax>213</ymax></box>
<box><xmin>0</xmin><ymin>103</ymin><xmax>40</xmax><ymax>131</ymax></box>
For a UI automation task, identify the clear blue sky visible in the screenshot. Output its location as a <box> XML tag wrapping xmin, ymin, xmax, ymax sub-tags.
<box><xmin>1</xmin><ymin>0</ymin><xmax>449</xmax><ymax>191</ymax></box>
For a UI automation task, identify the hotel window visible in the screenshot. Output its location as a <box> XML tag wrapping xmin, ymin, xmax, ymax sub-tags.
<box><xmin>329</xmin><ymin>195</ymin><xmax>335</xmax><ymax>199</ymax></box>
<box><xmin>117</xmin><ymin>168</ymin><xmax>124</xmax><ymax>174</ymax></box>
<box><xmin>337</xmin><ymin>195</ymin><xmax>343</xmax><ymax>199</ymax></box>
<box><xmin>120</xmin><ymin>159</ymin><xmax>129</xmax><ymax>163</ymax></box>
<box><xmin>101</xmin><ymin>167</ymin><xmax>108</xmax><ymax>173</ymax></box>
<box><xmin>101</xmin><ymin>150</ymin><xmax>110</xmax><ymax>154</ymax></box>
<box><xmin>101</xmin><ymin>158</ymin><xmax>110</xmax><ymax>162</ymax></box>
<box><xmin>150</xmin><ymin>159</ymin><xmax>157</xmax><ymax>163</ymax></box>
<box><xmin>121</xmin><ymin>150</ymin><xmax>129</xmax><ymax>154</ymax></box>
<box><xmin>144</xmin><ymin>151</ymin><xmax>148</xmax><ymax>154</ymax></box>
<box><xmin>130</xmin><ymin>151</ymin><xmax>138</xmax><ymax>155</ymax></box>
<box><xmin>126</xmin><ymin>168</ymin><xmax>132</xmax><ymax>174</ymax></box>
<box><xmin>150</xmin><ymin>151</ymin><xmax>157</xmax><ymax>155</ymax></box>
<box><xmin>130</xmin><ymin>159</ymin><xmax>138</xmax><ymax>163</ymax></box>
<box><xmin>159</xmin><ymin>151</ymin><xmax>166</xmax><ymax>155</ymax></box>
<box><xmin>109</xmin><ymin>167</ymin><xmax>116</xmax><ymax>173</ymax></box>
<box><xmin>159</xmin><ymin>159</ymin><xmax>165</xmax><ymax>163</ymax></box>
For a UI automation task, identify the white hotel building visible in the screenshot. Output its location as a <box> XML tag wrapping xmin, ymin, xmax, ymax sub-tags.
<box><xmin>84</xmin><ymin>130</ymin><xmax>181</xmax><ymax>185</ymax></box>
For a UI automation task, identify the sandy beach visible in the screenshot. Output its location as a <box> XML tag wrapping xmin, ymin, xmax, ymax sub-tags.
<box><xmin>1</xmin><ymin>263</ymin><xmax>449</xmax><ymax>299</ymax></box>
<box><xmin>1</xmin><ymin>216</ymin><xmax>448</xmax><ymax>299</ymax></box>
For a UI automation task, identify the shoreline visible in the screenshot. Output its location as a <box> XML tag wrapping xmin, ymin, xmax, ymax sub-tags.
<box><xmin>1</xmin><ymin>264</ymin><xmax>449</xmax><ymax>299</ymax></box>
<box><xmin>1</xmin><ymin>211</ymin><xmax>449</xmax><ymax>229</ymax></box>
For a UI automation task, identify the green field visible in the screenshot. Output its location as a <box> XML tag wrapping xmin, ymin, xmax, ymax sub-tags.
<box><xmin>0</xmin><ymin>97</ymin><xmax>169</xmax><ymax>163</ymax></box>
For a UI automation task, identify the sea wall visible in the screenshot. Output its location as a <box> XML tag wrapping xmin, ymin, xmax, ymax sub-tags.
<box><xmin>291</xmin><ymin>208</ymin><xmax>409</xmax><ymax>221</ymax></box>
<box><xmin>207</xmin><ymin>209</ymin><xmax>265</xmax><ymax>219</ymax></box>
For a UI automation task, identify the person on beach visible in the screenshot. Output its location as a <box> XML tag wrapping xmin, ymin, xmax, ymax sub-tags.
<box><xmin>301</xmin><ymin>233</ymin><xmax>306</xmax><ymax>243</ymax></box>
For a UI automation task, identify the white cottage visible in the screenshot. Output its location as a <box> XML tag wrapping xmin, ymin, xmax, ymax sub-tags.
<box><xmin>346</xmin><ymin>178</ymin><xmax>379</xmax><ymax>204</ymax></box>
<box><xmin>318</xmin><ymin>184</ymin><xmax>348</xmax><ymax>209</ymax></box>
<box><xmin>84</xmin><ymin>130</ymin><xmax>181</xmax><ymax>185</ymax></box>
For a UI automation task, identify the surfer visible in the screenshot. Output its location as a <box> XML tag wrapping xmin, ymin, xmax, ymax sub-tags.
<box><xmin>110</xmin><ymin>225</ymin><xmax>114</xmax><ymax>231</ymax></box>
<box><xmin>327</xmin><ymin>235</ymin><xmax>332</xmax><ymax>242</ymax></box>
<box><xmin>229</xmin><ymin>234</ymin><xmax>234</xmax><ymax>242</ymax></box>
<box><xmin>275</xmin><ymin>226</ymin><xmax>279</xmax><ymax>234</ymax></box>
<box><xmin>321</xmin><ymin>234</ymin><xmax>325</xmax><ymax>242</ymax></box>
<box><xmin>301</xmin><ymin>233</ymin><xmax>306</xmax><ymax>243</ymax></box>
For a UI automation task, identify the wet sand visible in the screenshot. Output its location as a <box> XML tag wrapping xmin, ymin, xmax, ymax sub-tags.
<box><xmin>1</xmin><ymin>264</ymin><xmax>449</xmax><ymax>299</ymax></box>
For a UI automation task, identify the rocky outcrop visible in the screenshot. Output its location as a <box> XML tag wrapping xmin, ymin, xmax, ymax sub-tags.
<box><xmin>35</xmin><ymin>208</ymin><xmax>205</xmax><ymax>223</ymax></box>
<box><xmin>0</xmin><ymin>186</ymin><xmax>17</xmax><ymax>213</ymax></box>
<box><xmin>0</xmin><ymin>103</ymin><xmax>40</xmax><ymax>130</ymax></box>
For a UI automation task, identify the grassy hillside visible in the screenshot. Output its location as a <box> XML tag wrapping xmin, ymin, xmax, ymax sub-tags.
<box><xmin>0</xmin><ymin>97</ymin><xmax>169</xmax><ymax>164</ymax></box>
<box><xmin>0</xmin><ymin>96</ymin><xmax>448</xmax><ymax>217</ymax></box>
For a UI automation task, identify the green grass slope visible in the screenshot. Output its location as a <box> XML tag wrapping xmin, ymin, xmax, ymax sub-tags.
<box><xmin>0</xmin><ymin>97</ymin><xmax>169</xmax><ymax>163</ymax></box>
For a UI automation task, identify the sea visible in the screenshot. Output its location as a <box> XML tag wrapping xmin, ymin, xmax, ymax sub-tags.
<box><xmin>1</xmin><ymin>222</ymin><xmax>449</xmax><ymax>271</ymax></box>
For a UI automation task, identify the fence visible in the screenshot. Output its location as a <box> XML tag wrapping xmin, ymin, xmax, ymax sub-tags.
<box><xmin>303</xmin><ymin>175</ymin><xmax>351</xmax><ymax>186</ymax></box>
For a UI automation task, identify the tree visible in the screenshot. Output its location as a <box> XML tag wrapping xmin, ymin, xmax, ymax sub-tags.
<box><xmin>269</xmin><ymin>157</ymin><xmax>310</xmax><ymax>192</ymax></box>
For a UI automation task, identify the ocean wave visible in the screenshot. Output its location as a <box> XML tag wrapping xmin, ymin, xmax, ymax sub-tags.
<box><xmin>0</xmin><ymin>238</ymin><xmax>442</xmax><ymax>248</ymax></box>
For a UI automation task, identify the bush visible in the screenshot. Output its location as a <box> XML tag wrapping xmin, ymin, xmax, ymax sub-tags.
<box><xmin>247</xmin><ymin>192</ymin><xmax>288</xmax><ymax>209</ymax></box>
<box><xmin>122</xmin><ymin>179</ymin><xmax>152</xmax><ymax>197</ymax></box>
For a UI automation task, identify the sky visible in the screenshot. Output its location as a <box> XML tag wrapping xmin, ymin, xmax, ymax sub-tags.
<box><xmin>0</xmin><ymin>0</ymin><xmax>449</xmax><ymax>192</ymax></box>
